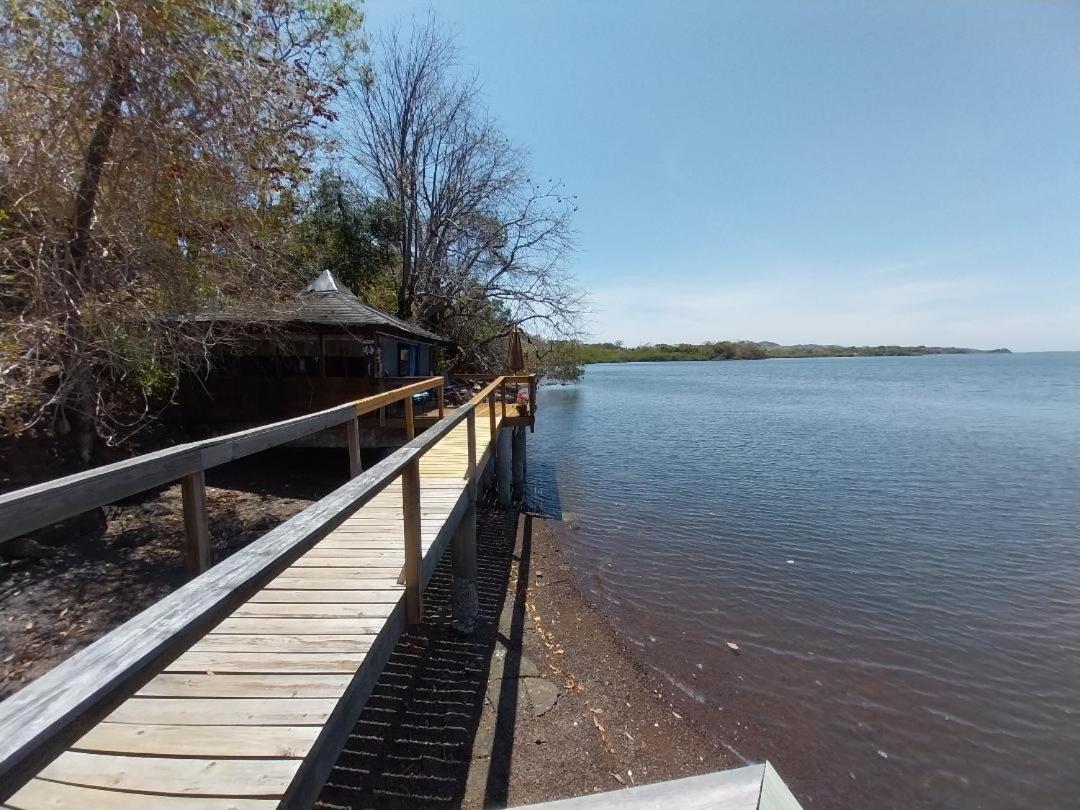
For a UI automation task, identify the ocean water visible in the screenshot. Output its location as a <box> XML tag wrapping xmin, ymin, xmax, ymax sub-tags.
<box><xmin>524</xmin><ymin>353</ymin><xmax>1080</xmax><ymax>809</ymax></box>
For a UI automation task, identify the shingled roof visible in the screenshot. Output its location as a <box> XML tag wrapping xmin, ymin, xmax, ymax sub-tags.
<box><xmin>193</xmin><ymin>270</ymin><xmax>448</xmax><ymax>344</ymax></box>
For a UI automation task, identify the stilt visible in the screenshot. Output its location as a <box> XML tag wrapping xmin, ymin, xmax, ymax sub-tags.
<box><xmin>496</xmin><ymin>428</ymin><xmax>512</xmax><ymax>508</ymax></box>
<box><xmin>512</xmin><ymin>426</ymin><xmax>527</xmax><ymax>502</ymax></box>
<box><xmin>452</xmin><ymin>410</ymin><xmax>480</xmax><ymax>634</ymax></box>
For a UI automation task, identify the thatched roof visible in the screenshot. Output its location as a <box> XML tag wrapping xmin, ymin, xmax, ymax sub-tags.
<box><xmin>191</xmin><ymin>271</ymin><xmax>448</xmax><ymax>344</ymax></box>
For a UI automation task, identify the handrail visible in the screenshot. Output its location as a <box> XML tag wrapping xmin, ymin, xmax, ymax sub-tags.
<box><xmin>0</xmin><ymin>377</ymin><xmax>445</xmax><ymax>546</ymax></box>
<box><xmin>0</xmin><ymin>391</ymin><xmax>482</xmax><ymax>801</ymax></box>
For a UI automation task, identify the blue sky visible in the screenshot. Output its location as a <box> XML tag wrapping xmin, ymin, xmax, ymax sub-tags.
<box><xmin>362</xmin><ymin>1</ymin><xmax>1079</xmax><ymax>351</ymax></box>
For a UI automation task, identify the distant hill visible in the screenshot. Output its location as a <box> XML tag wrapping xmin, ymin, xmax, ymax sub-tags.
<box><xmin>572</xmin><ymin>341</ymin><xmax>1010</xmax><ymax>364</ymax></box>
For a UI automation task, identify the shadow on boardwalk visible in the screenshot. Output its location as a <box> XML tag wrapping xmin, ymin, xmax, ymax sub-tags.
<box><xmin>315</xmin><ymin>501</ymin><xmax>531</xmax><ymax>810</ymax></box>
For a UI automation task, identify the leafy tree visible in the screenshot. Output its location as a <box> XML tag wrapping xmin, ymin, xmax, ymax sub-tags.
<box><xmin>290</xmin><ymin>171</ymin><xmax>399</xmax><ymax>310</ymax></box>
<box><xmin>0</xmin><ymin>0</ymin><xmax>366</xmax><ymax>459</ymax></box>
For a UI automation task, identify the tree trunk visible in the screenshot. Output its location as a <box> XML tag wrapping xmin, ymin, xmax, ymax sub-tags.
<box><xmin>62</xmin><ymin>34</ymin><xmax>131</xmax><ymax>463</ymax></box>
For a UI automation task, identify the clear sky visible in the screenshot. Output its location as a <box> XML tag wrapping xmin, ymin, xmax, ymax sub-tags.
<box><xmin>362</xmin><ymin>1</ymin><xmax>1079</xmax><ymax>351</ymax></box>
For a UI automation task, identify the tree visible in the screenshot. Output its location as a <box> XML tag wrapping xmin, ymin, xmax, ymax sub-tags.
<box><xmin>290</xmin><ymin>171</ymin><xmax>399</xmax><ymax>311</ymax></box>
<box><xmin>341</xmin><ymin>19</ymin><xmax>585</xmax><ymax>372</ymax></box>
<box><xmin>0</xmin><ymin>0</ymin><xmax>366</xmax><ymax>459</ymax></box>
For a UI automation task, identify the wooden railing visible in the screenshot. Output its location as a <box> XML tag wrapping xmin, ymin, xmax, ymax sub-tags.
<box><xmin>0</xmin><ymin>374</ymin><xmax>515</xmax><ymax>801</ymax></box>
<box><xmin>0</xmin><ymin>376</ymin><xmax>446</xmax><ymax>573</ymax></box>
<box><xmin>452</xmin><ymin>373</ymin><xmax>538</xmax><ymax>423</ymax></box>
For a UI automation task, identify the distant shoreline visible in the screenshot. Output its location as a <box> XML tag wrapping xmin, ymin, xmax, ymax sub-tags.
<box><xmin>575</xmin><ymin>342</ymin><xmax>1011</xmax><ymax>364</ymax></box>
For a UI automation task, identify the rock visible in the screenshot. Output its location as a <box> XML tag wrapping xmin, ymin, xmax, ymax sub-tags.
<box><xmin>524</xmin><ymin>676</ymin><xmax>559</xmax><ymax>717</ymax></box>
<box><xmin>0</xmin><ymin>537</ymin><xmax>56</xmax><ymax>560</ymax></box>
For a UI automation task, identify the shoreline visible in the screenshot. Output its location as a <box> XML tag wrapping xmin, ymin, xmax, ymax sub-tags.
<box><xmin>470</xmin><ymin>511</ymin><xmax>740</xmax><ymax>805</ymax></box>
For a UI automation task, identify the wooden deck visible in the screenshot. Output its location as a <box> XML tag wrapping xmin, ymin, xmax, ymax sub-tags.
<box><xmin>2</xmin><ymin>405</ymin><xmax>505</xmax><ymax>809</ymax></box>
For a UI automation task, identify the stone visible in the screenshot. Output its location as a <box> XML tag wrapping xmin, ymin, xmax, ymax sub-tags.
<box><xmin>523</xmin><ymin>677</ymin><xmax>559</xmax><ymax>717</ymax></box>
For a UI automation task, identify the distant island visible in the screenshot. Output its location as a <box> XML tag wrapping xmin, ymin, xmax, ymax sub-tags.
<box><xmin>575</xmin><ymin>341</ymin><xmax>1011</xmax><ymax>363</ymax></box>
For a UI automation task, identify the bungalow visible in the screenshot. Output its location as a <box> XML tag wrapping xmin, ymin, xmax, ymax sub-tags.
<box><xmin>181</xmin><ymin>270</ymin><xmax>451</xmax><ymax>430</ymax></box>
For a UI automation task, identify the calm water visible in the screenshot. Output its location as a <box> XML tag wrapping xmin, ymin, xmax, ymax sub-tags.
<box><xmin>524</xmin><ymin>353</ymin><xmax>1080</xmax><ymax>809</ymax></box>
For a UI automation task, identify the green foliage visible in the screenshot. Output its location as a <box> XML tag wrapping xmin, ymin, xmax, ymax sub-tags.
<box><xmin>290</xmin><ymin>171</ymin><xmax>399</xmax><ymax>304</ymax></box>
<box><xmin>571</xmin><ymin>341</ymin><xmax>1004</xmax><ymax>364</ymax></box>
<box><xmin>575</xmin><ymin>340</ymin><xmax>765</xmax><ymax>363</ymax></box>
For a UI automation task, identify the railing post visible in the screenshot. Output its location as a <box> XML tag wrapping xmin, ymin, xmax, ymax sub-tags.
<box><xmin>451</xmin><ymin>408</ymin><xmax>479</xmax><ymax>634</ymax></box>
<box><xmin>404</xmin><ymin>395</ymin><xmax>415</xmax><ymax>441</ymax></box>
<box><xmin>346</xmin><ymin>417</ymin><xmax>362</xmax><ymax>478</ymax></box>
<box><xmin>378</xmin><ymin>379</ymin><xmax>386</xmax><ymax>427</ymax></box>
<box><xmin>401</xmin><ymin>458</ymin><xmax>423</xmax><ymax>624</ymax></box>
<box><xmin>180</xmin><ymin>471</ymin><xmax>210</xmax><ymax>574</ymax></box>
<box><xmin>436</xmin><ymin>379</ymin><xmax>445</xmax><ymax>418</ymax></box>
<box><xmin>501</xmin><ymin>380</ymin><xmax>507</xmax><ymax>420</ymax></box>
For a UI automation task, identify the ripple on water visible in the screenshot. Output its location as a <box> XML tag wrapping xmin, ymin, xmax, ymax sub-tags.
<box><xmin>526</xmin><ymin>354</ymin><xmax>1080</xmax><ymax>809</ymax></box>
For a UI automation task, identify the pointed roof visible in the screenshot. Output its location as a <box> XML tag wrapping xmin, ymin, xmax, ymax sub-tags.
<box><xmin>188</xmin><ymin>271</ymin><xmax>449</xmax><ymax>344</ymax></box>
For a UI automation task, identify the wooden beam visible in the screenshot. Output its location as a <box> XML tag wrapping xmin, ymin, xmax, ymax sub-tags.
<box><xmin>180</xmin><ymin>471</ymin><xmax>210</xmax><ymax>575</ymax></box>
<box><xmin>345</xmin><ymin>419</ymin><xmax>361</xmax><ymax>478</ymax></box>
<box><xmin>436</xmin><ymin>380</ymin><xmax>445</xmax><ymax>418</ymax></box>
<box><xmin>400</xmin><ymin>460</ymin><xmax>422</xmax><ymax>625</ymax></box>
<box><xmin>353</xmin><ymin>377</ymin><xmax>441</xmax><ymax>418</ymax></box>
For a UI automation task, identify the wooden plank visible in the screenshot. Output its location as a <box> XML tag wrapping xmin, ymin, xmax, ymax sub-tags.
<box><xmin>231</xmin><ymin>603</ymin><xmax>395</xmax><ymax>619</ymax></box>
<box><xmin>212</xmin><ymin>618</ymin><xmax>389</xmax><ymax>635</ymax></box>
<box><xmin>38</xmin><ymin>750</ymin><xmax>301</xmax><ymax>796</ymax></box>
<box><xmin>0</xmin><ymin>443</ymin><xmax>203</xmax><ymax>545</ymax></box>
<box><xmin>276</xmin><ymin>567</ymin><xmax>402</xmax><ymax>579</ymax></box>
<box><xmin>72</xmin><ymin>723</ymin><xmax>321</xmax><ymax>758</ymax></box>
<box><xmin>137</xmin><ymin>673</ymin><xmax>352</xmax><ymax>698</ymax></box>
<box><xmin>265</xmin><ymin>577</ymin><xmax>405</xmax><ymax>592</ymax></box>
<box><xmin>249</xmin><ymin>590</ymin><xmax>402</xmax><ymax>604</ymax></box>
<box><xmin>188</xmin><ymin>634</ymin><xmax>375</xmax><ymax>653</ymax></box>
<box><xmin>7</xmin><ymin>779</ymin><xmax>278</xmax><ymax>810</ymax></box>
<box><xmin>290</xmin><ymin>555</ymin><xmax>403</xmax><ymax>567</ymax></box>
<box><xmin>276</xmin><ymin>596</ymin><xmax>406</xmax><ymax>809</ymax></box>
<box><xmin>181</xmin><ymin>471</ymin><xmax>210</xmax><ymax>575</ymax></box>
<box><xmin>199</xmin><ymin>404</ymin><xmax>355</xmax><ymax>470</ymax></box>
<box><xmin>105</xmin><ymin>698</ymin><xmax>335</xmax><ymax>726</ymax></box>
<box><xmin>353</xmin><ymin>377</ymin><xmax>441</xmax><ymax>417</ymax></box>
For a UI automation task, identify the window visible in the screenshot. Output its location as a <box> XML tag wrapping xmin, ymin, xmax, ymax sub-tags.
<box><xmin>397</xmin><ymin>344</ymin><xmax>414</xmax><ymax>376</ymax></box>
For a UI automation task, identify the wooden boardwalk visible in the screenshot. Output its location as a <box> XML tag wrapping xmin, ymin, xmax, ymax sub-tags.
<box><xmin>2</xmin><ymin>405</ymin><xmax>504</xmax><ymax>809</ymax></box>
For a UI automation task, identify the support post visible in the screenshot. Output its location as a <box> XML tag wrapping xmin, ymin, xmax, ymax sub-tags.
<box><xmin>404</xmin><ymin>395</ymin><xmax>415</xmax><ymax>441</ymax></box>
<box><xmin>401</xmin><ymin>459</ymin><xmax>423</xmax><ymax>624</ymax></box>
<box><xmin>529</xmin><ymin>374</ymin><xmax>538</xmax><ymax>432</ymax></box>
<box><xmin>501</xmin><ymin>380</ymin><xmax>507</xmax><ymax>420</ymax></box>
<box><xmin>488</xmin><ymin>390</ymin><xmax>497</xmax><ymax>460</ymax></box>
<box><xmin>496</xmin><ymin>427</ymin><xmax>512</xmax><ymax>508</ymax></box>
<box><xmin>346</xmin><ymin>418</ymin><xmax>362</xmax><ymax>478</ymax></box>
<box><xmin>436</xmin><ymin>380</ymin><xmax>445</xmax><ymax>418</ymax></box>
<box><xmin>451</xmin><ymin>409</ymin><xmax>479</xmax><ymax>634</ymax></box>
<box><xmin>512</xmin><ymin>426</ymin><xmax>527</xmax><ymax>501</ymax></box>
<box><xmin>180</xmin><ymin>470</ymin><xmax>209</xmax><ymax>574</ymax></box>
